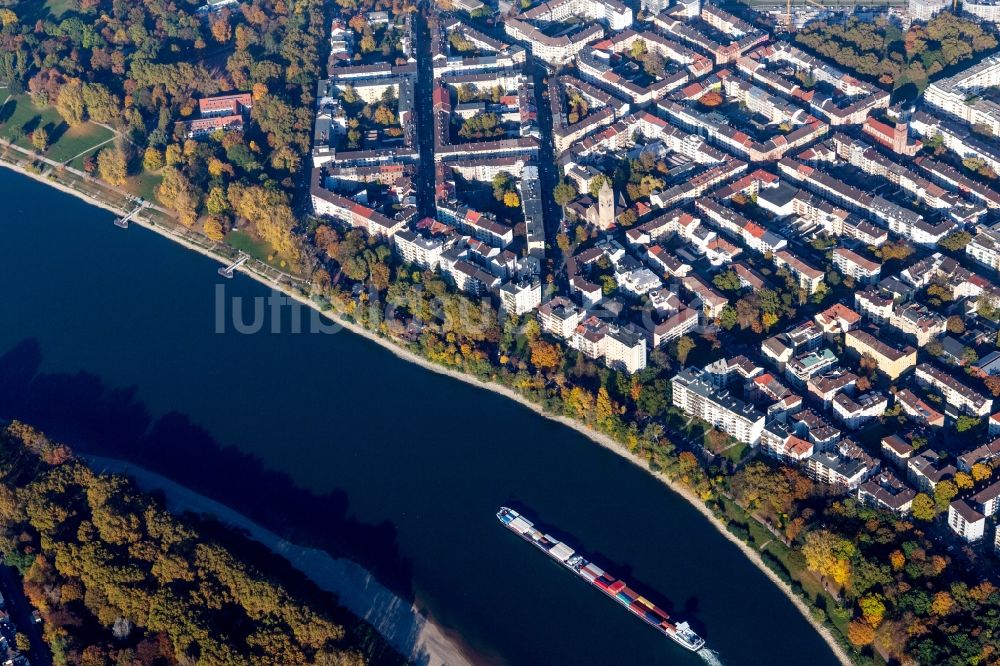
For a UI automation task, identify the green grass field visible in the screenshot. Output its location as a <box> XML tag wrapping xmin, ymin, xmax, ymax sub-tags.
<box><xmin>0</xmin><ymin>95</ymin><xmax>113</xmax><ymax>163</ymax></box>
<box><xmin>44</xmin><ymin>0</ymin><xmax>75</xmax><ymax>17</ymax></box>
<box><xmin>125</xmin><ymin>171</ymin><xmax>163</xmax><ymax>203</ymax></box>
<box><xmin>46</xmin><ymin>124</ymin><xmax>114</xmax><ymax>162</ymax></box>
<box><xmin>226</xmin><ymin>230</ymin><xmax>275</xmax><ymax>262</ymax></box>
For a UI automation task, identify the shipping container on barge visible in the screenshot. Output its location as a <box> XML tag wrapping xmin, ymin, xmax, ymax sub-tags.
<box><xmin>496</xmin><ymin>506</ymin><xmax>706</xmax><ymax>652</ymax></box>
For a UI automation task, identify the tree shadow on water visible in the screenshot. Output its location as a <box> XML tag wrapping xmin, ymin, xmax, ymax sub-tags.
<box><xmin>0</xmin><ymin>338</ymin><xmax>414</xmax><ymax>597</ymax></box>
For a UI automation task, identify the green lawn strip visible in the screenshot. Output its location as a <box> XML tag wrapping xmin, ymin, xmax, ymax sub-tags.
<box><xmin>226</xmin><ymin>230</ymin><xmax>275</xmax><ymax>262</ymax></box>
<box><xmin>45</xmin><ymin>124</ymin><xmax>114</xmax><ymax>163</ymax></box>
<box><xmin>717</xmin><ymin>440</ymin><xmax>748</xmax><ymax>464</ymax></box>
<box><xmin>125</xmin><ymin>171</ymin><xmax>163</xmax><ymax>203</ymax></box>
<box><xmin>716</xmin><ymin>495</ymin><xmax>845</xmax><ymax>631</ymax></box>
<box><xmin>67</xmin><ymin>148</ymin><xmax>99</xmax><ymax>172</ymax></box>
<box><xmin>0</xmin><ymin>96</ymin><xmax>112</xmax><ymax>162</ymax></box>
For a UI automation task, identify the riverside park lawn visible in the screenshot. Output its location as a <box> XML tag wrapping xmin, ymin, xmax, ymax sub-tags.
<box><xmin>0</xmin><ymin>95</ymin><xmax>114</xmax><ymax>164</ymax></box>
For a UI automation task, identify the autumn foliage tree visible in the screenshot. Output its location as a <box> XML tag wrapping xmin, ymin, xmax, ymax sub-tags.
<box><xmin>30</xmin><ymin>128</ymin><xmax>48</xmax><ymax>152</ymax></box>
<box><xmin>529</xmin><ymin>339</ymin><xmax>561</xmax><ymax>371</ymax></box>
<box><xmin>848</xmin><ymin>619</ymin><xmax>876</xmax><ymax>647</ymax></box>
<box><xmin>803</xmin><ymin>529</ymin><xmax>854</xmax><ymax>587</ymax></box>
<box><xmin>96</xmin><ymin>145</ymin><xmax>128</xmax><ymax>186</ymax></box>
<box><xmin>55</xmin><ymin>79</ymin><xmax>86</xmax><ymax>126</ymax></box>
<box><xmin>157</xmin><ymin>167</ymin><xmax>199</xmax><ymax>226</ymax></box>
<box><xmin>227</xmin><ymin>184</ymin><xmax>301</xmax><ymax>261</ymax></box>
<box><xmin>911</xmin><ymin>493</ymin><xmax>937</xmax><ymax>521</ymax></box>
<box><xmin>0</xmin><ymin>422</ymin><xmax>369</xmax><ymax>666</ymax></box>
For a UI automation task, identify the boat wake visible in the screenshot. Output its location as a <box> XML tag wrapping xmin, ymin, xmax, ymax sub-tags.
<box><xmin>698</xmin><ymin>648</ymin><xmax>724</xmax><ymax>666</ymax></box>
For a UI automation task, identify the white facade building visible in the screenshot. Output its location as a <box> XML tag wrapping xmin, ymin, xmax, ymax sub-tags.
<box><xmin>948</xmin><ymin>500</ymin><xmax>986</xmax><ymax>542</ymax></box>
<box><xmin>500</xmin><ymin>280</ymin><xmax>542</xmax><ymax>317</ymax></box>
<box><xmin>671</xmin><ymin>367</ymin><xmax>766</xmax><ymax>444</ymax></box>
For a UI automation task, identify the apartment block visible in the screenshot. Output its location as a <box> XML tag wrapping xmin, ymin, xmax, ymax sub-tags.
<box><xmin>948</xmin><ymin>500</ymin><xmax>986</xmax><ymax>543</ymax></box>
<box><xmin>915</xmin><ymin>363</ymin><xmax>993</xmax><ymax>417</ymax></box>
<box><xmin>672</xmin><ymin>367</ymin><xmax>766</xmax><ymax>444</ymax></box>
<box><xmin>844</xmin><ymin>329</ymin><xmax>916</xmax><ymax>380</ymax></box>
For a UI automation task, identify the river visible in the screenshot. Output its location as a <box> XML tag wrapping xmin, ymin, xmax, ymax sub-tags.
<box><xmin>0</xmin><ymin>168</ymin><xmax>839</xmax><ymax>665</ymax></box>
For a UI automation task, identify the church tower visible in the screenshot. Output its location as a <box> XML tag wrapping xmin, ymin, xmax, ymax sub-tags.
<box><xmin>598</xmin><ymin>180</ymin><xmax>615</xmax><ymax>230</ymax></box>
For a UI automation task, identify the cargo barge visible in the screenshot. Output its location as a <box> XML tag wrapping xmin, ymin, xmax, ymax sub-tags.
<box><xmin>497</xmin><ymin>506</ymin><xmax>705</xmax><ymax>652</ymax></box>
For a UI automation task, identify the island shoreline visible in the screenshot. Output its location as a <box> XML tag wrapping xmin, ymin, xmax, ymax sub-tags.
<box><xmin>0</xmin><ymin>158</ymin><xmax>853</xmax><ymax>666</ymax></box>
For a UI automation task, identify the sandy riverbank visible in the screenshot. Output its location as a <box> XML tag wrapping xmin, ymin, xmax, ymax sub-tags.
<box><xmin>85</xmin><ymin>455</ymin><xmax>475</xmax><ymax>666</ymax></box>
<box><xmin>2</xmin><ymin>158</ymin><xmax>852</xmax><ymax>666</ymax></box>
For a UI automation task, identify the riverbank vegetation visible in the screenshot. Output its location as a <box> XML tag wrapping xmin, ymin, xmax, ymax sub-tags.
<box><xmin>0</xmin><ymin>0</ymin><xmax>331</xmax><ymax>266</ymax></box>
<box><xmin>795</xmin><ymin>13</ymin><xmax>998</xmax><ymax>93</ymax></box>
<box><xmin>0</xmin><ymin>421</ymin><xmax>401</xmax><ymax>666</ymax></box>
<box><xmin>302</xmin><ymin>218</ymin><xmax>1000</xmax><ymax>666</ymax></box>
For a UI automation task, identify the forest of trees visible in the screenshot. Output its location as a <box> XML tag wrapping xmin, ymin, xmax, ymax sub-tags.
<box><xmin>795</xmin><ymin>13</ymin><xmax>998</xmax><ymax>91</ymax></box>
<box><xmin>0</xmin><ymin>0</ymin><xmax>330</xmax><ymax>262</ymax></box>
<box><xmin>0</xmin><ymin>421</ymin><xmax>384</xmax><ymax>666</ymax></box>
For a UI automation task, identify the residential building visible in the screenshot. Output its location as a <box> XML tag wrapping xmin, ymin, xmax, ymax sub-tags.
<box><xmin>681</xmin><ymin>275</ymin><xmax>729</xmax><ymax>319</ymax></box>
<box><xmin>790</xmin><ymin>409</ymin><xmax>842</xmax><ymax>449</ymax></box>
<box><xmin>964</xmin><ymin>1</ymin><xmax>1000</xmax><ymax>23</ymax></box>
<box><xmin>832</xmin><ymin>247</ymin><xmax>881</xmax><ymax>283</ymax></box>
<box><xmin>605</xmin><ymin>324</ymin><xmax>648</xmax><ymax>374</ymax></box>
<box><xmin>967</xmin><ymin>225</ymin><xmax>1000</xmax><ymax>272</ymax></box>
<box><xmin>672</xmin><ymin>367</ymin><xmax>766</xmax><ymax>444</ymax></box>
<box><xmin>395</xmin><ymin>229</ymin><xmax>446</xmax><ymax>269</ymax></box>
<box><xmin>895</xmin><ymin>388</ymin><xmax>945</xmax><ymax>427</ymax></box>
<box><xmin>311</xmin><ymin>175</ymin><xmax>412</xmax><ymax>238</ymax></box>
<box><xmin>948</xmin><ymin>500</ymin><xmax>986</xmax><ymax>542</ymax></box>
<box><xmin>973</xmin><ymin>479</ymin><xmax>1000</xmax><ymax>517</ymax></box>
<box><xmin>806</xmin><ymin>441</ymin><xmax>877</xmax><ymax>491</ymax></box>
<box><xmin>537</xmin><ymin>297</ymin><xmax>584</xmax><ymax>339</ymax></box>
<box><xmin>924</xmin><ymin>55</ymin><xmax>1000</xmax><ymax>135</ymax></box>
<box><xmin>915</xmin><ymin>363</ymin><xmax>993</xmax><ymax>416</ymax></box>
<box><xmin>891</xmin><ymin>302</ymin><xmax>946</xmax><ymax>347</ymax></box>
<box><xmin>442</xmin><ymin>257</ymin><xmax>502</xmax><ymax>295</ymax></box>
<box><xmin>854</xmin><ymin>288</ymin><xmax>894</xmax><ymax>324</ymax></box>
<box><xmin>957</xmin><ymin>438</ymin><xmax>1000</xmax><ymax>472</ymax></box>
<box><xmin>908</xmin><ymin>449</ymin><xmax>955</xmax><ymax>492</ymax></box>
<box><xmin>814</xmin><ymin>303</ymin><xmax>861</xmax><ymax>337</ymax></box>
<box><xmin>832</xmin><ymin>391</ymin><xmax>888</xmax><ymax>429</ymax></box>
<box><xmin>646</xmin><ymin>307</ymin><xmax>699</xmax><ymax>348</ymax></box>
<box><xmin>857</xmin><ymin>470</ymin><xmax>916</xmax><ymax>515</ymax></box>
<box><xmin>504</xmin><ymin>17</ymin><xmax>604</xmax><ymax>65</ymax></box>
<box><xmin>909</xmin><ymin>0</ymin><xmax>950</xmax><ymax>21</ymax></box>
<box><xmin>844</xmin><ymin>329</ymin><xmax>917</xmax><ymax>380</ymax></box>
<box><xmin>500</xmin><ymin>279</ymin><xmax>542</xmax><ymax>317</ymax></box>
<box><xmin>807</xmin><ymin>370</ymin><xmax>857</xmax><ymax>407</ymax></box>
<box><xmin>881</xmin><ymin>435</ymin><xmax>914</xmax><ymax>468</ymax></box>
<box><xmin>786</xmin><ymin>348</ymin><xmax>838</xmax><ymax>387</ymax></box>
<box><xmin>760</xmin><ymin>421</ymin><xmax>815</xmax><ymax>462</ymax></box>
<box><xmin>772</xmin><ymin>250</ymin><xmax>824</xmax><ymax>294</ymax></box>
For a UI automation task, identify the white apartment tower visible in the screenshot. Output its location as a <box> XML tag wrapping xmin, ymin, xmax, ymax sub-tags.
<box><xmin>671</xmin><ymin>367</ymin><xmax>766</xmax><ymax>444</ymax></box>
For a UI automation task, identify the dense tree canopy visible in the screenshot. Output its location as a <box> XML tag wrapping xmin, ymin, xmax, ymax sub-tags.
<box><xmin>796</xmin><ymin>13</ymin><xmax>998</xmax><ymax>91</ymax></box>
<box><xmin>0</xmin><ymin>422</ymin><xmax>372</xmax><ymax>666</ymax></box>
<box><xmin>0</xmin><ymin>0</ymin><xmax>325</xmax><ymax>260</ymax></box>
